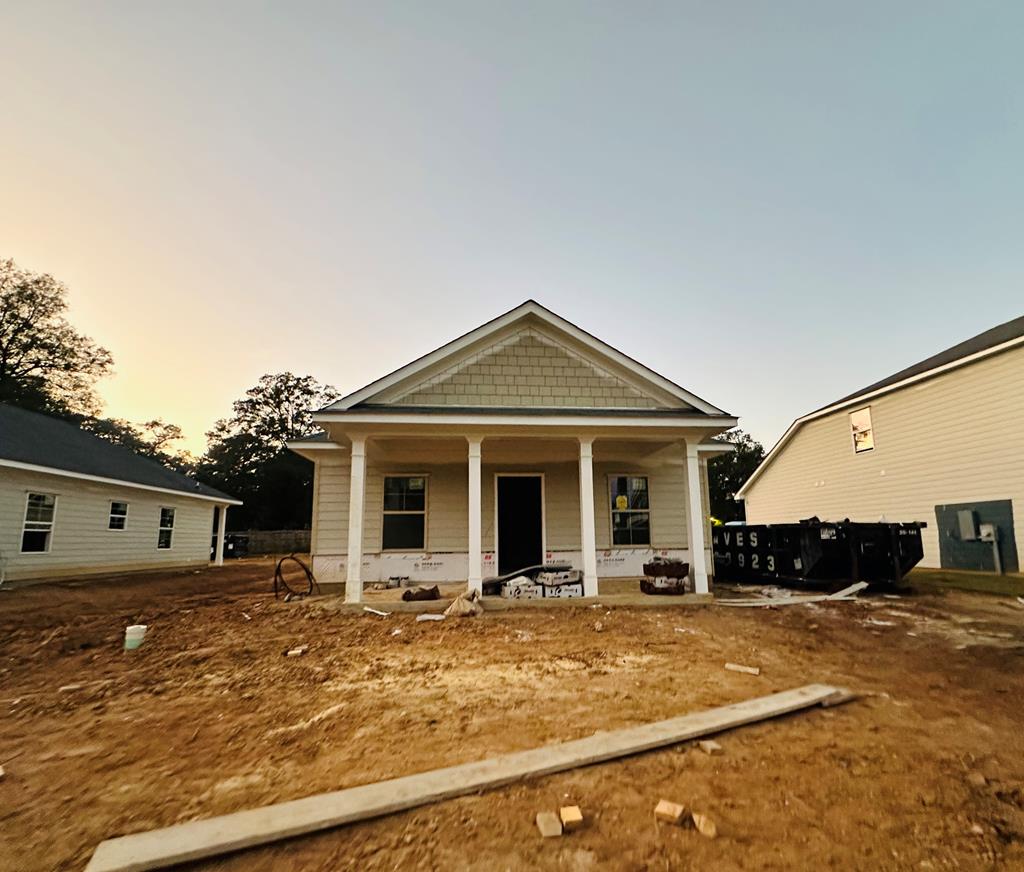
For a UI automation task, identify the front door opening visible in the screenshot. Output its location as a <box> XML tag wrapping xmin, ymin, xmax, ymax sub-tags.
<box><xmin>497</xmin><ymin>475</ymin><xmax>543</xmax><ymax>576</ymax></box>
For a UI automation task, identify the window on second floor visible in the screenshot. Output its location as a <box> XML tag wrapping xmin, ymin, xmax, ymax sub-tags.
<box><xmin>850</xmin><ymin>407</ymin><xmax>875</xmax><ymax>453</ymax></box>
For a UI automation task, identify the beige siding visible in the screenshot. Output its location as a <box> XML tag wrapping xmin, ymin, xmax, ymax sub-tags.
<box><xmin>397</xmin><ymin>328</ymin><xmax>664</xmax><ymax>408</ymax></box>
<box><xmin>312</xmin><ymin>458</ymin><xmax>350</xmax><ymax>554</ymax></box>
<box><xmin>312</xmin><ymin>454</ymin><xmax>692</xmax><ymax>559</ymax></box>
<box><xmin>0</xmin><ymin>468</ymin><xmax>217</xmax><ymax>582</ymax></box>
<box><xmin>743</xmin><ymin>345</ymin><xmax>1024</xmax><ymax>568</ymax></box>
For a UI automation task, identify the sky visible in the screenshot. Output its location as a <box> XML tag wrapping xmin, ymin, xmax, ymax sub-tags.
<box><xmin>2</xmin><ymin>1</ymin><xmax>1022</xmax><ymax>455</ymax></box>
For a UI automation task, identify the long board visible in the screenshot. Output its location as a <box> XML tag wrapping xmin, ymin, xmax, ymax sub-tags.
<box><xmin>86</xmin><ymin>683</ymin><xmax>849</xmax><ymax>872</ymax></box>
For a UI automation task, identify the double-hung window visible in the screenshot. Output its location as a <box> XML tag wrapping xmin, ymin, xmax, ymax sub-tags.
<box><xmin>22</xmin><ymin>493</ymin><xmax>57</xmax><ymax>553</ymax></box>
<box><xmin>158</xmin><ymin>507</ymin><xmax>175</xmax><ymax>549</ymax></box>
<box><xmin>382</xmin><ymin>476</ymin><xmax>427</xmax><ymax>550</ymax></box>
<box><xmin>610</xmin><ymin>476</ymin><xmax>651</xmax><ymax>546</ymax></box>
<box><xmin>109</xmin><ymin>501</ymin><xmax>129</xmax><ymax>530</ymax></box>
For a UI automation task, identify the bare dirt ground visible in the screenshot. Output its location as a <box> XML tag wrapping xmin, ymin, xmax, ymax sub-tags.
<box><xmin>2</xmin><ymin>560</ymin><xmax>1024</xmax><ymax>872</ymax></box>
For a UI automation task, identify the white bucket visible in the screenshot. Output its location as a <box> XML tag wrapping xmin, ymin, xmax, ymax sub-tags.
<box><xmin>124</xmin><ymin>624</ymin><xmax>148</xmax><ymax>650</ymax></box>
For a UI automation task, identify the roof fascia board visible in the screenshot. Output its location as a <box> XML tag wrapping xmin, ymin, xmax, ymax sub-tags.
<box><xmin>0</xmin><ymin>459</ymin><xmax>242</xmax><ymax>505</ymax></box>
<box><xmin>312</xmin><ymin>411</ymin><xmax>737</xmax><ymax>429</ymax></box>
<box><xmin>328</xmin><ymin>301</ymin><xmax>727</xmax><ymax>415</ymax></box>
<box><xmin>736</xmin><ymin>332</ymin><xmax>1024</xmax><ymax>498</ymax></box>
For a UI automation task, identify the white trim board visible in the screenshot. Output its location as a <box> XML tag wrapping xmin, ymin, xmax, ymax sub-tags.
<box><xmin>323</xmin><ymin>301</ymin><xmax>730</xmax><ymax>416</ymax></box>
<box><xmin>312</xmin><ymin>412</ymin><xmax>738</xmax><ymax>430</ymax></box>
<box><xmin>84</xmin><ymin>684</ymin><xmax>850</xmax><ymax>872</ymax></box>
<box><xmin>736</xmin><ymin>331</ymin><xmax>1024</xmax><ymax>499</ymax></box>
<box><xmin>0</xmin><ymin>459</ymin><xmax>242</xmax><ymax>506</ymax></box>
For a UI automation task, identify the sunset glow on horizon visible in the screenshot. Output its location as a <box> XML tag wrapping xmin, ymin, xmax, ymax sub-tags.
<box><xmin>3</xmin><ymin>2</ymin><xmax>1022</xmax><ymax>455</ymax></box>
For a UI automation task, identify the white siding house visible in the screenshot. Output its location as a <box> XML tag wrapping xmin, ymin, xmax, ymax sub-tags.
<box><xmin>289</xmin><ymin>301</ymin><xmax>737</xmax><ymax>599</ymax></box>
<box><xmin>738</xmin><ymin>315</ymin><xmax>1024</xmax><ymax>573</ymax></box>
<box><xmin>0</xmin><ymin>405</ymin><xmax>240</xmax><ymax>584</ymax></box>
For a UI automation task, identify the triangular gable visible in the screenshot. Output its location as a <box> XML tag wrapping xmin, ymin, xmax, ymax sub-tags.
<box><xmin>393</xmin><ymin>326</ymin><xmax>663</xmax><ymax>408</ymax></box>
<box><xmin>324</xmin><ymin>300</ymin><xmax>727</xmax><ymax>415</ymax></box>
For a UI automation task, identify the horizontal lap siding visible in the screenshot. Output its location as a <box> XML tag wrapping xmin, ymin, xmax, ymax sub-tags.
<box><xmin>0</xmin><ymin>468</ymin><xmax>215</xmax><ymax>582</ymax></box>
<box><xmin>312</xmin><ymin>460</ymin><xmax>349</xmax><ymax>553</ymax></box>
<box><xmin>311</xmin><ymin>452</ymin><xmax>693</xmax><ymax>558</ymax></box>
<box><xmin>743</xmin><ymin>345</ymin><xmax>1024</xmax><ymax>567</ymax></box>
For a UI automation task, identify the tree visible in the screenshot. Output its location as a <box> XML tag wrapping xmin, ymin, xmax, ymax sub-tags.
<box><xmin>80</xmin><ymin>417</ymin><xmax>195</xmax><ymax>474</ymax></box>
<box><xmin>196</xmin><ymin>373</ymin><xmax>339</xmax><ymax>529</ymax></box>
<box><xmin>707</xmin><ymin>429</ymin><xmax>766</xmax><ymax>523</ymax></box>
<box><xmin>0</xmin><ymin>258</ymin><xmax>113</xmax><ymax>416</ymax></box>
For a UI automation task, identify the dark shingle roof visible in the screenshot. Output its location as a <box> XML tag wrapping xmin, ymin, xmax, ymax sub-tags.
<box><xmin>0</xmin><ymin>404</ymin><xmax>236</xmax><ymax>502</ymax></box>
<box><xmin>823</xmin><ymin>314</ymin><xmax>1024</xmax><ymax>411</ymax></box>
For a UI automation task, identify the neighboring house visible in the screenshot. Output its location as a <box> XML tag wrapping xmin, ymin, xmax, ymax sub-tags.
<box><xmin>737</xmin><ymin>315</ymin><xmax>1024</xmax><ymax>574</ymax></box>
<box><xmin>0</xmin><ymin>404</ymin><xmax>240</xmax><ymax>584</ymax></box>
<box><xmin>288</xmin><ymin>300</ymin><xmax>737</xmax><ymax>601</ymax></box>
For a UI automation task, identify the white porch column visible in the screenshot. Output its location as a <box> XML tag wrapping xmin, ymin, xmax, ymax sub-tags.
<box><xmin>685</xmin><ymin>442</ymin><xmax>709</xmax><ymax>594</ymax></box>
<box><xmin>214</xmin><ymin>505</ymin><xmax>228</xmax><ymax>567</ymax></box>
<box><xmin>467</xmin><ymin>436</ymin><xmax>483</xmax><ymax>594</ymax></box>
<box><xmin>578</xmin><ymin>437</ymin><xmax>599</xmax><ymax>597</ymax></box>
<box><xmin>345</xmin><ymin>436</ymin><xmax>367</xmax><ymax>603</ymax></box>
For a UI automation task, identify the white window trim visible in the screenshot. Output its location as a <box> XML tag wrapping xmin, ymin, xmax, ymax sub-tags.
<box><xmin>850</xmin><ymin>406</ymin><xmax>876</xmax><ymax>454</ymax></box>
<box><xmin>493</xmin><ymin>472</ymin><xmax>547</xmax><ymax>571</ymax></box>
<box><xmin>607</xmin><ymin>473</ymin><xmax>653</xmax><ymax>549</ymax></box>
<box><xmin>21</xmin><ymin>491</ymin><xmax>58</xmax><ymax>555</ymax></box>
<box><xmin>108</xmin><ymin>500</ymin><xmax>130</xmax><ymax>531</ymax></box>
<box><xmin>381</xmin><ymin>473</ymin><xmax>429</xmax><ymax>553</ymax></box>
<box><xmin>158</xmin><ymin>506</ymin><xmax>176</xmax><ymax>550</ymax></box>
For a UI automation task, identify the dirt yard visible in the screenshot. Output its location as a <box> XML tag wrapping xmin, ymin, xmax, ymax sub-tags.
<box><xmin>2</xmin><ymin>560</ymin><xmax>1024</xmax><ymax>872</ymax></box>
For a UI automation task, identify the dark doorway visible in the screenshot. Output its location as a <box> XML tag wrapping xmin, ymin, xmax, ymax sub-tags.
<box><xmin>497</xmin><ymin>475</ymin><xmax>543</xmax><ymax>576</ymax></box>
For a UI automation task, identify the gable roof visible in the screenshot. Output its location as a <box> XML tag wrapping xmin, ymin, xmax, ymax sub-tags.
<box><xmin>737</xmin><ymin>313</ymin><xmax>1024</xmax><ymax>498</ymax></box>
<box><xmin>0</xmin><ymin>404</ymin><xmax>239</xmax><ymax>504</ymax></box>
<box><xmin>320</xmin><ymin>300</ymin><xmax>730</xmax><ymax>416</ymax></box>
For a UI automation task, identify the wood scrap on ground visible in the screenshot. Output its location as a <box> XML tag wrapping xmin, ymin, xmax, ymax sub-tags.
<box><xmin>535</xmin><ymin>811</ymin><xmax>562</xmax><ymax>837</ymax></box>
<box><xmin>724</xmin><ymin>662</ymin><xmax>761</xmax><ymax>676</ymax></box>
<box><xmin>559</xmin><ymin>805</ymin><xmax>583</xmax><ymax>831</ymax></box>
<box><xmin>654</xmin><ymin>799</ymin><xmax>687</xmax><ymax>825</ymax></box>
<box><xmin>84</xmin><ymin>683</ymin><xmax>851</xmax><ymax>872</ymax></box>
<box><xmin>717</xmin><ymin>581</ymin><xmax>869</xmax><ymax>608</ymax></box>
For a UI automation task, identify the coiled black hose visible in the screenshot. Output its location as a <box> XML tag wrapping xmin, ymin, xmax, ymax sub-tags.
<box><xmin>273</xmin><ymin>554</ymin><xmax>320</xmax><ymax>599</ymax></box>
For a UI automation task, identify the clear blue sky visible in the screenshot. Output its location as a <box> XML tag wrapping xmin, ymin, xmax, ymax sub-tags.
<box><xmin>2</xmin><ymin>1</ymin><xmax>1021</xmax><ymax>452</ymax></box>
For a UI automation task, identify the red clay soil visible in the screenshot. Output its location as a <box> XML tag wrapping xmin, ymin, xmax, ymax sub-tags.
<box><xmin>2</xmin><ymin>559</ymin><xmax>1024</xmax><ymax>871</ymax></box>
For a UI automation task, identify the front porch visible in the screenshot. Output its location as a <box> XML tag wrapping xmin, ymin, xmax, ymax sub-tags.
<box><xmin>291</xmin><ymin>428</ymin><xmax>732</xmax><ymax>602</ymax></box>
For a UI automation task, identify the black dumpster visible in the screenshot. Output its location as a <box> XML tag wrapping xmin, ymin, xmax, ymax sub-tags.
<box><xmin>211</xmin><ymin>534</ymin><xmax>250</xmax><ymax>561</ymax></box>
<box><xmin>712</xmin><ymin>518</ymin><xmax>927</xmax><ymax>587</ymax></box>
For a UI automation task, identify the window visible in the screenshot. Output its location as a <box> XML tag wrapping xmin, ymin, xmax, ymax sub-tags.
<box><xmin>22</xmin><ymin>492</ymin><xmax>57</xmax><ymax>553</ymax></box>
<box><xmin>382</xmin><ymin>476</ymin><xmax>426</xmax><ymax>550</ymax></box>
<box><xmin>109</xmin><ymin>501</ymin><xmax>129</xmax><ymax>530</ymax></box>
<box><xmin>850</xmin><ymin>407</ymin><xmax>874</xmax><ymax>453</ymax></box>
<box><xmin>610</xmin><ymin>476</ymin><xmax>651</xmax><ymax>546</ymax></box>
<box><xmin>158</xmin><ymin>507</ymin><xmax>175</xmax><ymax>549</ymax></box>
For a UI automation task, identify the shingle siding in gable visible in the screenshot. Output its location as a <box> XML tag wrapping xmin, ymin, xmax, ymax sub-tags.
<box><xmin>396</xmin><ymin>329</ymin><xmax>661</xmax><ymax>408</ymax></box>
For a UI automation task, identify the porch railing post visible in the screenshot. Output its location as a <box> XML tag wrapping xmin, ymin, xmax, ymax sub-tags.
<box><xmin>214</xmin><ymin>505</ymin><xmax>228</xmax><ymax>567</ymax></box>
<box><xmin>467</xmin><ymin>436</ymin><xmax>483</xmax><ymax>594</ymax></box>
<box><xmin>578</xmin><ymin>437</ymin><xmax>599</xmax><ymax>596</ymax></box>
<box><xmin>685</xmin><ymin>441</ymin><xmax>709</xmax><ymax>594</ymax></box>
<box><xmin>345</xmin><ymin>436</ymin><xmax>367</xmax><ymax>603</ymax></box>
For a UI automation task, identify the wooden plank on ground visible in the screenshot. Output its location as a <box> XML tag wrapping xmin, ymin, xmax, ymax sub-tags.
<box><xmin>717</xmin><ymin>581</ymin><xmax>870</xmax><ymax>608</ymax></box>
<box><xmin>85</xmin><ymin>684</ymin><xmax>849</xmax><ymax>872</ymax></box>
